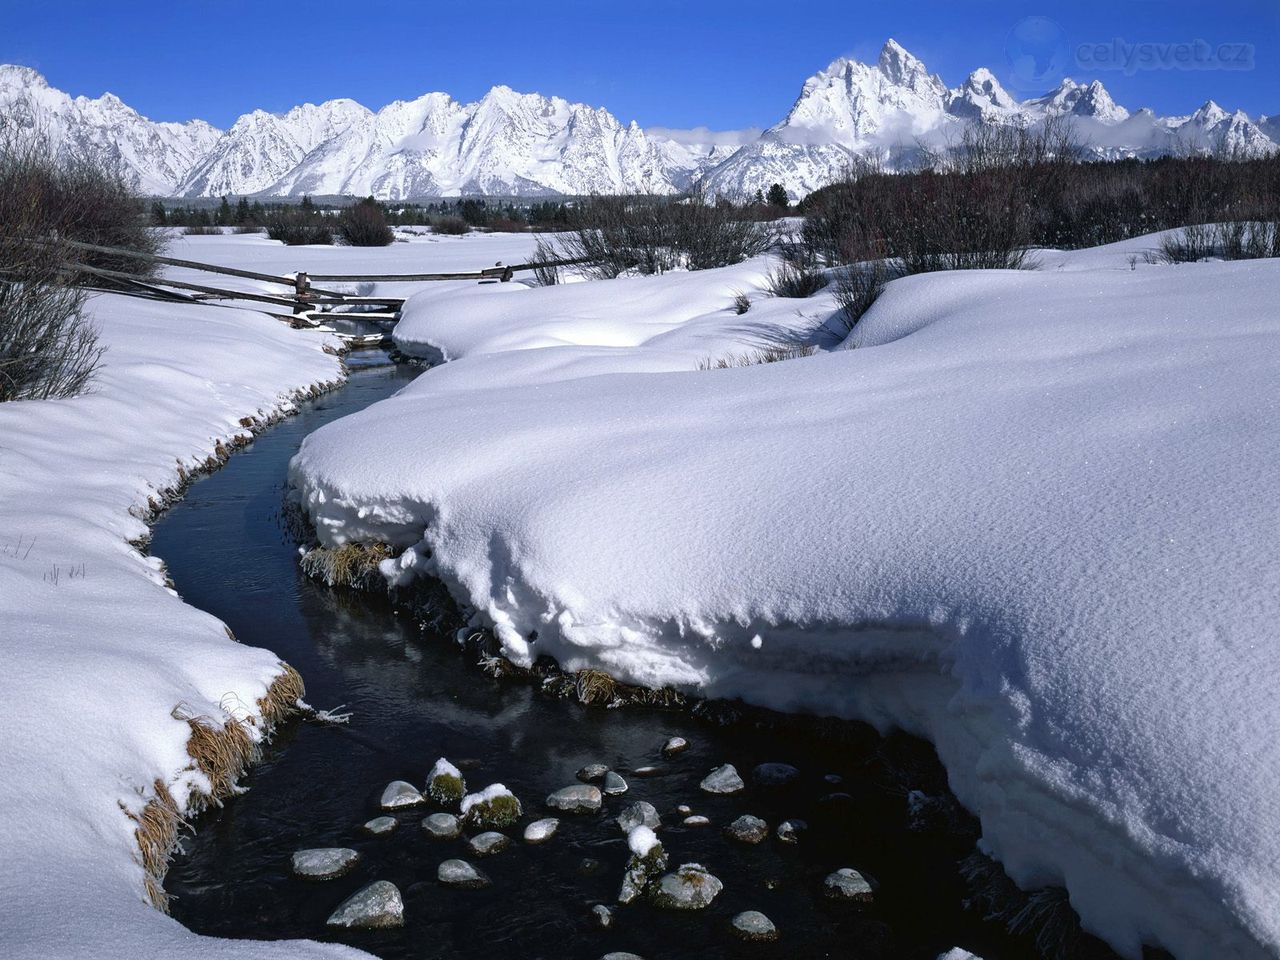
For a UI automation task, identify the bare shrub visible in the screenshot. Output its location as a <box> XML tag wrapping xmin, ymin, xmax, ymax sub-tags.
<box><xmin>545</xmin><ymin>191</ymin><xmax>777</xmax><ymax>279</ymax></box>
<box><xmin>530</xmin><ymin>235</ymin><xmax>560</xmax><ymax>286</ymax></box>
<box><xmin>0</xmin><ymin>116</ymin><xmax>117</xmax><ymax>401</ymax></box>
<box><xmin>1159</xmin><ymin>222</ymin><xmax>1217</xmax><ymax>263</ymax></box>
<box><xmin>1160</xmin><ymin>220</ymin><xmax>1279</xmax><ymax>263</ymax></box>
<box><xmin>232</xmin><ymin>224</ymin><xmax>264</xmax><ymax>235</ymax></box>
<box><xmin>833</xmin><ymin>262</ymin><xmax>889</xmax><ymax>333</ymax></box>
<box><xmin>732</xmin><ymin>291</ymin><xmax>751</xmax><ymax>314</ymax></box>
<box><xmin>767</xmin><ymin>258</ymin><xmax>827</xmax><ymax>298</ymax></box>
<box><xmin>431</xmin><ymin>215</ymin><xmax>470</xmax><ymax>236</ymax></box>
<box><xmin>337</xmin><ymin>197</ymin><xmax>394</xmax><ymax>247</ymax></box>
<box><xmin>266</xmin><ymin>208</ymin><xmax>333</xmax><ymax>246</ymax></box>
<box><xmin>184</xmin><ymin>224</ymin><xmax>221</xmax><ymax>236</ymax></box>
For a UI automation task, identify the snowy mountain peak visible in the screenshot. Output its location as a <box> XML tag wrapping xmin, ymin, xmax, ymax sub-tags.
<box><xmin>1</xmin><ymin>45</ymin><xmax>1276</xmax><ymax>200</ymax></box>
<box><xmin>0</xmin><ymin>64</ymin><xmax>48</xmax><ymax>89</ymax></box>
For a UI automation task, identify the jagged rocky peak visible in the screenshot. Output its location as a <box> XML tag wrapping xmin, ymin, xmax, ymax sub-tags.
<box><xmin>0</xmin><ymin>42</ymin><xmax>1275</xmax><ymax>200</ymax></box>
<box><xmin>0</xmin><ymin>63</ymin><xmax>47</xmax><ymax>89</ymax></box>
<box><xmin>877</xmin><ymin>38</ymin><xmax>944</xmax><ymax>94</ymax></box>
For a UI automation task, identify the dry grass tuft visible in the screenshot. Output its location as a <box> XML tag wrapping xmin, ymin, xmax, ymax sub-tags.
<box><xmin>574</xmin><ymin>668</ymin><xmax>619</xmax><ymax>705</ymax></box>
<box><xmin>124</xmin><ymin>779</ymin><xmax>183</xmax><ymax>911</ymax></box>
<box><xmin>259</xmin><ymin>662</ymin><xmax>305</xmax><ymax>727</ymax></box>
<box><xmin>175</xmin><ymin>706</ymin><xmax>255</xmax><ymax>806</ymax></box>
<box><xmin>129</xmin><ymin>665</ymin><xmax>306</xmax><ymax>913</ymax></box>
<box><xmin>299</xmin><ymin>541</ymin><xmax>394</xmax><ymax>590</ymax></box>
<box><xmin>698</xmin><ymin>344</ymin><xmax>816</xmax><ymax>370</ymax></box>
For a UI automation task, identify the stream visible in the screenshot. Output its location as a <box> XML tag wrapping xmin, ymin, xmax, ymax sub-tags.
<box><xmin>154</xmin><ymin>351</ymin><xmax>1043</xmax><ymax>960</ymax></box>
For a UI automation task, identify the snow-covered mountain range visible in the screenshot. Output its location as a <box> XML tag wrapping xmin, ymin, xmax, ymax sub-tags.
<box><xmin>2</xmin><ymin>41</ymin><xmax>1275</xmax><ymax>200</ymax></box>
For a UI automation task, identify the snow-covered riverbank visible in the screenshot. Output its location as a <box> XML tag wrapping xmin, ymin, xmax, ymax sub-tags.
<box><xmin>290</xmin><ymin>235</ymin><xmax>1280</xmax><ymax>960</ymax></box>
<box><xmin>0</xmin><ymin>291</ymin><xmax>369</xmax><ymax>960</ymax></box>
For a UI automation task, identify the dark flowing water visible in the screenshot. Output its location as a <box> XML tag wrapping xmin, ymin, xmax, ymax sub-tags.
<box><xmin>154</xmin><ymin>353</ymin><xmax>1036</xmax><ymax>960</ymax></box>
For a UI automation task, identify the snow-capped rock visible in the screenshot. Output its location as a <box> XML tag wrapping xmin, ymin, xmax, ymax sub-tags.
<box><xmin>2</xmin><ymin>41</ymin><xmax>1274</xmax><ymax>203</ymax></box>
<box><xmin>0</xmin><ymin>64</ymin><xmax>219</xmax><ymax>195</ymax></box>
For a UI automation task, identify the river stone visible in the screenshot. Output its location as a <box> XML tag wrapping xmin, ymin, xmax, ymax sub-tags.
<box><xmin>650</xmin><ymin>863</ymin><xmax>723</xmax><ymax>910</ymax></box>
<box><xmin>753</xmin><ymin>762</ymin><xmax>800</xmax><ymax>787</ymax></box>
<box><xmin>824</xmin><ymin>867</ymin><xmax>874</xmax><ymax>903</ymax></box>
<box><xmin>426</xmin><ymin>757</ymin><xmax>465</xmax><ymax>806</ymax></box>
<box><xmin>524</xmin><ymin>817</ymin><xmax>560</xmax><ymax>843</ymax></box>
<box><xmin>699</xmin><ymin>764</ymin><xmax>744</xmax><ymax>794</ymax></box>
<box><xmin>578</xmin><ymin>857</ymin><xmax>604</xmax><ymax>875</ymax></box>
<box><xmin>618</xmin><ymin>827</ymin><xmax>667</xmax><ymax>905</ymax></box>
<box><xmin>438</xmin><ymin>858</ymin><xmax>491</xmax><ymax>889</ymax></box>
<box><xmin>776</xmin><ymin>818</ymin><xmax>808</xmax><ymax>844</ymax></box>
<box><xmin>675</xmin><ymin>804</ymin><xmax>692</xmax><ymax>817</ymax></box>
<box><xmin>577</xmin><ymin>763</ymin><xmax>609</xmax><ymax>783</ymax></box>
<box><xmin>633</xmin><ymin>765</ymin><xmax>660</xmax><ymax>777</ymax></box>
<box><xmin>467</xmin><ymin>831</ymin><xmax>510</xmax><ymax>856</ymax></box>
<box><xmin>591</xmin><ymin>903</ymin><xmax>615</xmax><ymax>929</ymax></box>
<box><xmin>380</xmin><ymin>780</ymin><xmax>425</xmax><ymax>809</ymax></box>
<box><xmin>292</xmin><ymin>847</ymin><xmax>360</xmax><ymax>879</ymax></box>
<box><xmin>661</xmin><ymin>736</ymin><xmax>689</xmax><ymax>757</ymax></box>
<box><xmin>547</xmin><ymin>784</ymin><xmax>602</xmax><ymax>813</ymax></box>
<box><xmin>824</xmin><ymin>773</ymin><xmax>844</xmax><ymax>785</ymax></box>
<box><xmin>725</xmin><ymin>814</ymin><xmax>769</xmax><ymax>844</ymax></box>
<box><xmin>362</xmin><ymin>816</ymin><xmax>397</xmax><ymax>835</ymax></box>
<box><xmin>603</xmin><ymin>771</ymin><xmax>629</xmax><ymax>796</ymax></box>
<box><xmin>326</xmin><ymin>880</ymin><xmax>404</xmax><ymax>928</ymax></box>
<box><xmin>460</xmin><ymin>784</ymin><xmax>522</xmax><ymax>828</ymax></box>
<box><xmin>732</xmin><ymin>910</ymin><xmax>779</xmax><ymax>942</ymax></box>
<box><xmin>601</xmin><ymin>954</ymin><xmax>646</xmax><ymax>960</ymax></box>
<box><xmin>616</xmin><ymin>800</ymin><xmax>661</xmax><ymax>834</ymax></box>
<box><xmin>422</xmin><ymin>812</ymin><xmax>461</xmax><ymax>839</ymax></box>
<box><xmin>682</xmin><ymin>815</ymin><xmax>711</xmax><ymax>827</ymax></box>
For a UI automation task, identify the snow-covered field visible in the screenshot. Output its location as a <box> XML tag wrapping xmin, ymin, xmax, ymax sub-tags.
<box><xmin>291</xmin><ymin>234</ymin><xmax>1280</xmax><ymax>960</ymax></box>
<box><xmin>0</xmin><ymin>288</ymin><xmax>367</xmax><ymax>959</ymax></box>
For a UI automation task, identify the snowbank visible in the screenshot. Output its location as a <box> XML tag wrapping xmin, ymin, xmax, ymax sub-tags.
<box><xmin>291</xmin><ymin>246</ymin><xmax>1280</xmax><ymax>959</ymax></box>
<box><xmin>0</xmin><ymin>293</ymin><xmax>364</xmax><ymax>959</ymax></box>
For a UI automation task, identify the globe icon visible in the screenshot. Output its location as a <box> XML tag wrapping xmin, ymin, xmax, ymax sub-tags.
<box><xmin>1005</xmin><ymin>16</ymin><xmax>1070</xmax><ymax>90</ymax></box>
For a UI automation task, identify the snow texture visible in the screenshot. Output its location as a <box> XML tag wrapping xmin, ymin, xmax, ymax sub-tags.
<box><xmin>627</xmin><ymin>826</ymin><xmax>660</xmax><ymax>858</ymax></box>
<box><xmin>0</xmin><ymin>290</ymin><xmax>359</xmax><ymax>959</ymax></box>
<box><xmin>291</xmin><ymin>235</ymin><xmax>1280</xmax><ymax>959</ymax></box>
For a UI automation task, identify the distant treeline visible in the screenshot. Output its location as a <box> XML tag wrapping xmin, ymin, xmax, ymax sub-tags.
<box><xmin>151</xmin><ymin>195</ymin><xmax>575</xmax><ymax>230</ymax></box>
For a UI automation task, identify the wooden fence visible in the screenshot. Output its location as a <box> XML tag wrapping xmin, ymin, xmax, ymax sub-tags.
<box><xmin>23</xmin><ymin>236</ymin><xmax>594</xmax><ymax>333</ymax></box>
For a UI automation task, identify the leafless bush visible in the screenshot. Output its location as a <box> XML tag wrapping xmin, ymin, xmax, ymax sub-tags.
<box><xmin>431</xmin><ymin>215</ymin><xmax>470</xmax><ymax>236</ymax></box>
<box><xmin>805</xmin><ymin>127</ymin><xmax>1280</xmax><ymax>269</ymax></box>
<box><xmin>732</xmin><ymin>291</ymin><xmax>751</xmax><ymax>314</ymax></box>
<box><xmin>0</xmin><ymin>116</ymin><xmax>121</xmax><ymax>401</ymax></box>
<box><xmin>832</xmin><ymin>262</ymin><xmax>890</xmax><ymax>333</ymax></box>
<box><xmin>232</xmin><ymin>224</ymin><xmax>264</xmax><ymax>235</ymax></box>
<box><xmin>1160</xmin><ymin>220</ymin><xmax>1279</xmax><ymax>263</ymax></box>
<box><xmin>337</xmin><ymin>197</ymin><xmax>394</xmax><ymax>247</ymax></box>
<box><xmin>544</xmin><ymin>191</ymin><xmax>777</xmax><ymax>279</ymax></box>
<box><xmin>184</xmin><ymin>224</ymin><xmax>221</xmax><ymax>236</ymax></box>
<box><xmin>266</xmin><ymin>209</ymin><xmax>333</xmax><ymax>245</ymax></box>
<box><xmin>530</xmin><ymin>235</ymin><xmax>560</xmax><ymax>286</ymax></box>
<box><xmin>0</xmin><ymin>108</ymin><xmax>162</xmax><ymax>282</ymax></box>
<box><xmin>767</xmin><ymin>257</ymin><xmax>827</xmax><ymax>298</ymax></box>
<box><xmin>1159</xmin><ymin>222</ymin><xmax>1218</xmax><ymax>263</ymax></box>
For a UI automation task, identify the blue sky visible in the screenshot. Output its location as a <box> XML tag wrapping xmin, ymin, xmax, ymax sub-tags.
<box><xmin>1</xmin><ymin>0</ymin><xmax>1276</xmax><ymax>129</ymax></box>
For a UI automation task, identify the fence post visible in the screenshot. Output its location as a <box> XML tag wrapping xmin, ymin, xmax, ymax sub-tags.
<box><xmin>294</xmin><ymin>271</ymin><xmax>310</xmax><ymax>315</ymax></box>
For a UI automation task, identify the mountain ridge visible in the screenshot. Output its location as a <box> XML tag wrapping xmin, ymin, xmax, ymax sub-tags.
<box><xmin>1</xmin><ymin>43</ymin><xmax>1274</xmax><ymax>201</ymax></box>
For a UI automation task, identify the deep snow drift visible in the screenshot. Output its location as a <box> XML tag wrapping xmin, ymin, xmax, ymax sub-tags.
<box><xmin>0</xmin><ymin>292</ymin><xmax>365</xmax><ymax>960</ymax></box>
<box><xmin>291</xmin><ymin>238</ymin><xmax>1280</xmax><ymax>959</ymax></box>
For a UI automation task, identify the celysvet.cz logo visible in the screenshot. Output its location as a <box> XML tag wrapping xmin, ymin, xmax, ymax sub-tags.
<box><xmin>1005</xmin><ymin>17</ymin><xmax>1255</xmax><ymax>89</ymax></box>
<box><xmin>1076</xmin><ymin>39</ymin><xmax>1254</xmax><ymax>75</ymax></box>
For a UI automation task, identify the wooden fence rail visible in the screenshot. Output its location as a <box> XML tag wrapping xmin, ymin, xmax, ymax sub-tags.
<box><xmin>12</xmin><ymin>235</ymin><xmax>603</xmax><ymax>333</ymax></box>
